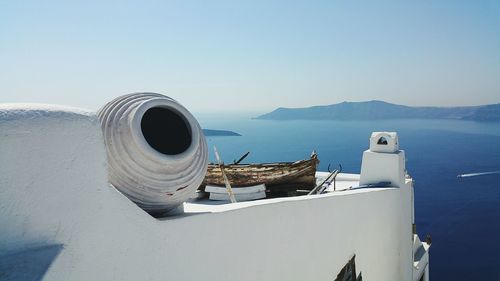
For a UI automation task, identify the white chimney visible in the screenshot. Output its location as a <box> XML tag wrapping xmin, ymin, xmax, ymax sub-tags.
<box><xmin>360</xmin><ymin>132</ymin><xmax>406</xmax><ymax>187</ymax></box>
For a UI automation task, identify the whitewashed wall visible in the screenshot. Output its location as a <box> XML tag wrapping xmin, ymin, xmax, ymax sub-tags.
<box><xmin>0</xmin><ymin>104</ymin><xmax>413</xmax><ymax>281</ymax></box>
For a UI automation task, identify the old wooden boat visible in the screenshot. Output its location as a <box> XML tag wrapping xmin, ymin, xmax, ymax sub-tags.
<box><xmin>201</xmin><ymin>153</ymin><xmax>319</xmax><ymax>196</ymax></box>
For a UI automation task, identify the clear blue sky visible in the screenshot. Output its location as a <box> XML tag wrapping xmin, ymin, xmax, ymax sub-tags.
<box><xmin>0</xmin><ymin>0</ymin><xmax>498</xmax><ymax>112</ymax></box>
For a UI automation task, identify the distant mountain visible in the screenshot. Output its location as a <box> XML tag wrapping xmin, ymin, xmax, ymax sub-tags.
<box><xmin>203</xmin><ymin>129</ymin><xmax>241</xmax><ymax>137</ymax></box>
<box><xmin>255</xmin><ymin>101</ymin><xmax>500</xmax><ymax>122</ymax></box>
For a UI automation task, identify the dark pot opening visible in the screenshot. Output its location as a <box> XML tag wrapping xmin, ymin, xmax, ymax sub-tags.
<box><xmin>141</xmin><ymin>107</ymin><xmax>192</xmax><ymax>155</ymax></box>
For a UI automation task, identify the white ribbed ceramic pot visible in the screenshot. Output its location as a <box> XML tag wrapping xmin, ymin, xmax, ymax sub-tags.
<box><xmin>97</xmin><ymin>93</ymin><xmax>208</xmax><ymax>215</ymax></box>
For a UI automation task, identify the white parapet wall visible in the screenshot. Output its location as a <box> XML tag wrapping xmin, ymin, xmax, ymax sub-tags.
<box><xmin>0</xmin><ymin>105</ymin><xmax>417</xmax><ymax>281</ymax></box>
<box><xmin>0</xmin><ymin>104</ymin><xmax>153</xmax><ymax>248</ymax></box>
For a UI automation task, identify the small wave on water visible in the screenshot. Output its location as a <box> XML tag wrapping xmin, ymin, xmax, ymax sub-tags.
<box><xmin>457</xmin><ymin>171</ymin><xmax>500</xmax><ymax>178</ymax></box>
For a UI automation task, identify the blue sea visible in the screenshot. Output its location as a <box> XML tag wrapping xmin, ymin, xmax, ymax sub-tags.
<box><xmin>197</xmin><ymin>113</ymin><xmax>500</xmax><ymax>281</ymax></box>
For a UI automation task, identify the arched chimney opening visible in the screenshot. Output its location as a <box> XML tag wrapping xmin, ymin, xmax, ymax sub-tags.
<box><xmin>141</xmin><ymin>107</ymin><xmax>192</xmax><ymax>155</ymax></box>
<box><xmin>377</xmin><ymin>136</ymin><xmax>388</xmax><ymax>145</ymax></box>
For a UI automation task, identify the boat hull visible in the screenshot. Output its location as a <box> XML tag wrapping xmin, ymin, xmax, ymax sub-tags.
<box><xmin>201</xmin><ymin>155</ymin><xmax>319</xmax><ymax>196</ymax></box>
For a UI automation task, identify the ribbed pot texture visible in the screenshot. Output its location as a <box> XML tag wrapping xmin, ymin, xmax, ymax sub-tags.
<box><xmin>97</xmin><ymin>93</ymin><xmax>208</xmax><ymax>215</ymax></box>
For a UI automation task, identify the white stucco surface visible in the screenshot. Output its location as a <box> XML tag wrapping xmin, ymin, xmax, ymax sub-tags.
<box><xmin>0</xmin><ymin>106</ymin><xmax>424</xmax><ymax>281</ymax></box>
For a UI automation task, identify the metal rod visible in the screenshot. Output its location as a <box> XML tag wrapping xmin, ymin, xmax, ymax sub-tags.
<box><xmin>234</xmin><ymin>151</ymin><xmax>250</xmax><ymax>164</ymax></box>
<box><xmin>308</xmin><ymin>169</ymin><xmax>337</xmax><ymax>195</ymax></box>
